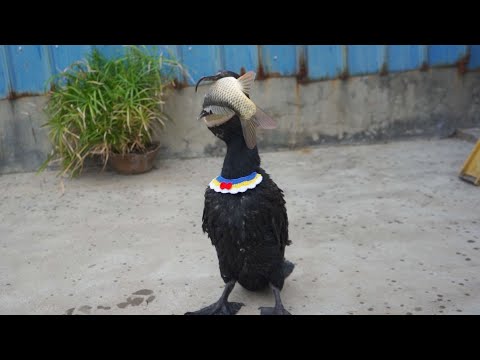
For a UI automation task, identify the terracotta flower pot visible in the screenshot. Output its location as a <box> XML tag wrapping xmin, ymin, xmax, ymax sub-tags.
<box><xmin>108</xmin><ymin>144</ymin><xmax>160</xmax><ymax>175</ymax></box>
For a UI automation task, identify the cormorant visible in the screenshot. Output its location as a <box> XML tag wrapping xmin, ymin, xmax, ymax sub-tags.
<box><xmin>185</xmin><ymin>70</ymin><xmax>293</xmax><ymax>315</ymax></box>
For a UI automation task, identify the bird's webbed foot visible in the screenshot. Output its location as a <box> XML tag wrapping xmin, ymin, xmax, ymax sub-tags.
<box><xmin>258</xmin><ymin>305</ymin><xmax>291</xmax><ymax>315</ymax></box>
<box><xmin>186</xmin><ymin>300</ymin><xmax>244</xmax><ymax>315</ymax></box>
<box><xmin>259</xmin><ymin>284</ymin><xmax>292</xmax><ymax>315</ymax></box>
<box><xmin>184</xmin><ymin>280</ymin><xmax>244</xmax><ymax>315</ymax></box>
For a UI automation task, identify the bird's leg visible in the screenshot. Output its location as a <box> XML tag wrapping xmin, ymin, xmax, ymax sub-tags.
<box><xmin>259</xmin><ymin>284</ymin><xmax>291</xmax><ymax>315</ymax></box>
<box><xmin>184</xmin><ymin>280</ymin><xmax>244</xmax><ymax>315</ymax></box>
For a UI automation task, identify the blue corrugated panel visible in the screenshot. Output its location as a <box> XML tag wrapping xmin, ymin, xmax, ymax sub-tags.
<box><xmin>130</xmin><ymin>45</ymin><xmax>156</xmax><ymax>57</ymax></box>
<box><xmin>347</xmin><ymin>45</ymin><xmax>385</xmax><ymax>75</ymax></box>
<box><xmin>6</xmin><ymin>45</ymin><xmax>52</xmax><ymax>94</ymax></box>
<box><xmin>49</xmin><ymin>45</ymin><xmax>92</xmax><ymax>73</ymax></box>
<box><xmin>428</xmin><ymin>45</ymin><xmax>467</xmax><ymax>66</ymax></box>
<box><xmin>4</xmin><ymin>44</ymin><xmax>480</xmax><ymax>99</ymax></box>
<box><xmin>223</xmin><ymin>45</ymin><xmax>259</xmax><ymax>75</ymax></box>
<box><xmin>307</xmin><ymin>45</ymin><xmax>344</xmax><ymax>80</ymax></box>
<box><xmin>157</xmin><ymin>45</ymin><xmax>185</xmax><ymax>82</ymax></box>
<box><xmin>139</xmin><ymin>45</ymin><xmax>179</xmax><ymax>60</ymax></box>
<box><xmin>388</xmin><ymin>45</ymin><xmax>423</xmax><ymax>72</ymax></box>
<box><xmin>0</xmin><ymin>46</ymin><xmax>9</xmax><ymax>98</ymax></box>
<box><xmin>179</xmin><ymin>45</ymin><xmax>222</xmax><ymax>85</ymax></box>
<box><xmin>468</xmin><ymin>45</ymin><xmax>480</xmax><ymax>70</ymax></box>
<box><xmin>158</xmin><ymin>45</ymin><xmax>179</xmax><ymax>59</ymax></box>
<box><xmin>260</xmin><ymin>45</ymin><xmax>297</xmax><ymax>76</ymax></box>
<box><xmin>94</xmin><ymin>45</ymin><xmax>125</xmax><ymax>59</ymax></box>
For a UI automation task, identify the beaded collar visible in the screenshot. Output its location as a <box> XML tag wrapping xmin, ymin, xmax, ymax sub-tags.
<box><xmin>209</xmin><ymin>171</ymin><xmax>262</xmax><ymax>194</ymax></box>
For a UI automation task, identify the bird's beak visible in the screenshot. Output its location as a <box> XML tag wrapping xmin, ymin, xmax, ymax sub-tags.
<box><xmin>195</xmin><ymin>75</ymin><xmax>219</xmax><ymax>92</ymax></box>
<box><xmin>197</xmin><ymin>109</ymin><xmax>209</xmax><ymax>121</ymax></box>
<box><xmin>195</xmin><ymin>71</ymin><xmax>241</xmax><ymax>92</ymax></box>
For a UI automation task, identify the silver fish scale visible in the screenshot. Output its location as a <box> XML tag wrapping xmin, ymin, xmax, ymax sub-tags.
<box><xmin>203</xmin><ymin>78</ymin><xmax>256</xmax><ymax>120</ymax></box>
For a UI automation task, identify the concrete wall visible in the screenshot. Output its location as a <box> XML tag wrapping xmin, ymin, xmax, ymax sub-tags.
<box><xmin>159</xmin><ymin>67</ymin><xmax>480</xmax><ymax>156</ymax></box>
<box><xmin>1</xmin><ymin>67</ymin><xmax>480</xmax><ymax>175</ymax></box>
<box><xmin>0</xmin><ymin>96</ymin><xmax>51</xmax><ymax>174</ymax></box>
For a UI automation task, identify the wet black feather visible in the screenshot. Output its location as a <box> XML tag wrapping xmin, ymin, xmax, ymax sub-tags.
<box><xmin>202</xmin><ymin>115</ymin><xmax>291</xmax><ymax>291</ymax></box>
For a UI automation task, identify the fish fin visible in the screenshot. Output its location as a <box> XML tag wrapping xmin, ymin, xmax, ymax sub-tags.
<box><xmin>237</xmin><ymin>71</ymin><xmax>256</xmax><ymax>95</ymax></box>
<box><xmin>252</xmin><ymin>106</ymin><xmax>277</xmax><ymax>129</ymax></box>
<box><xmin>241</xmin><ymin>118</ymin><xmax>257</xmax><ymax>149</ymax></box>
<box><xmin>203</xmin><ymin>113</ymin><xmax>235</xmax><ymax>127</ymax></box>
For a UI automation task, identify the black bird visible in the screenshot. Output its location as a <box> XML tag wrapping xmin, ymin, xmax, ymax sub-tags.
<box><xmin>184</xmin><ymin>70</ymin><xmax>293</xmax><ymax>315</ymax></box>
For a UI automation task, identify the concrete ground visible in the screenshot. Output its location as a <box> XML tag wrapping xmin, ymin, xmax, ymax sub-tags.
<box><xmin>0</xmin><ymin>138</ymin><xmax>479</xmax><ymax>315</ymax></box>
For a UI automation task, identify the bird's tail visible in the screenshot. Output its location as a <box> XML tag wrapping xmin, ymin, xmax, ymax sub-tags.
<box><xmin>283</xmin><ymin>259</ymin><xmax>295</xmax><ymax>279</ymax></box>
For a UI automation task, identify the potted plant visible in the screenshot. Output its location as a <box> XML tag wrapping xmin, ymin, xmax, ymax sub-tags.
<box><xmin>39</xmin><ymin>45</ymin><xmax>185</xmax><ymax>177</ymax></box>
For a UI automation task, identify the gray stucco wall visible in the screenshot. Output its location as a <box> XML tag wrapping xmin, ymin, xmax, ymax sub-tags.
<box><xmin>1</xmin><ymin>68</ymin><xmax>480</xmax><ymax>175</ymax></box>
<box><xmin>0</xmin><ymin>97</ymin><xmax>51</xmax><ymax>174</ymax></box>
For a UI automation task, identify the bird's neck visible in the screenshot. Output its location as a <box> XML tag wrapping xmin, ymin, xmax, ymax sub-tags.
<box><xmin>221</xmin><ymin>137</ymin><xmax>260</xmax><ymax>179</ymax></box>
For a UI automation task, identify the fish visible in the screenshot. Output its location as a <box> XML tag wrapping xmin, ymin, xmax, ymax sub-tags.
<box><xmin>195</xmin><ymin>70</ymin><xmax>277</xmax><ymax>149</ymax></box>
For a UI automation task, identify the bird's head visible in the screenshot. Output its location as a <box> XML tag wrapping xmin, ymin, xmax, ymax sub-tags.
<box><xmin>195</xmin><ymin>70</ymin><xmax>253</xmax><ymax>148</ymax></box>
<box><xmin>195</xmin><ymin>70</ymin><xmax>241</xmax><ymax>92</ymax></box>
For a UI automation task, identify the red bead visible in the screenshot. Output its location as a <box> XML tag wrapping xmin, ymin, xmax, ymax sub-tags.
<box><xmin>220</xmin><ymin>182</ymin><xmax>232</xmax><ymax>190</ymax></box>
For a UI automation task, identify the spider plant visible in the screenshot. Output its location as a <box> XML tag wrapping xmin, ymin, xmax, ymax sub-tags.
<box><xmin>39</xmin><ymin>45</ymin><xmax>186</xmax><ymax>177</ymax></box>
